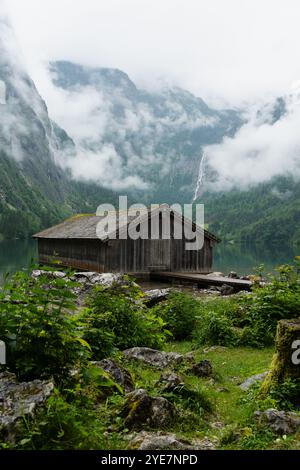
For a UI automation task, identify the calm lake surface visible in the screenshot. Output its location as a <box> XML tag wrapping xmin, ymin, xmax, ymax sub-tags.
<box><xmin>0</xmin><ymin>239</ymin><xmax>298</xmax><ymax>282</ymax></box>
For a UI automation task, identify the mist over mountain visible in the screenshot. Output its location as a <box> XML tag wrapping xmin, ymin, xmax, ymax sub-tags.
<box><xmin>46</xmin><ymin>60</ymin><xmax>242</xmax><ymax>202</ymax></box>
<box><xmin>0</xmin><ymin>12</ymin><xmax>299</xmax><ymax>244</ymax></box>
<box><xmin>0</xmin><ymin>17</ymin><xmax>116</xmax><ymax>238</ymax></box>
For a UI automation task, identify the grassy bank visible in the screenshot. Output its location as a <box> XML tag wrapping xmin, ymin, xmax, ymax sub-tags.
<box><xmin>0</xmin><ymin>261</ymin><xmax>300</xmax><ymax>450</ymax></box>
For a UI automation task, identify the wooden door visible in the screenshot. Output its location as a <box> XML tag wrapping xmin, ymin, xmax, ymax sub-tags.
<box><xmin>149</xmin><ymin>239</ymin><xmax>171</xmax><ymax>271</ymax></box>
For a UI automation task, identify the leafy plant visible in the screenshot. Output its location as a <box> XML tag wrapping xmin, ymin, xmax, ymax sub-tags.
<box><xmin>0</xmin><ymin>268</ymin><xmax>90</xmax><ymax>382</ymax></box>
<box><xmin>80</xmin><ymin>279</ymin><xmax>168</xmax><ymax>359</ymax></box>
<box><xmin>239</xmin><ymin>261</ymin><xmax>300</xmax><ymax>347</ymax></box>
<box><xmin>192</xmin><ymin>296</ymin><xmax>240</xmax><ymax>346</ymax></box>
<box><xmin>152</xmin><ymin>291</ymin><xmax>199</xmax><ymax>341</ymax></box>
<box><xmin>194</xmin><ymin>310</ymin><xmax>238</xmax><ymax>346</ymax></box>
<box><xmin>13</xmin><ymin>389</ymin><xmax>108</xmax><ymax>450</ymax></box>
<box><xmin>268</xmin><ymin>379</ymin><xmax>300</xmax><ymax>410</ymax></box>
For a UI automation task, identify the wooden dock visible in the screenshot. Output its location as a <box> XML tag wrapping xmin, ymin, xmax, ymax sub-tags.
<box><xmin>150</xmin><ymin>272</ymin><xmax>252</xmax><ymax>291</ymax></box>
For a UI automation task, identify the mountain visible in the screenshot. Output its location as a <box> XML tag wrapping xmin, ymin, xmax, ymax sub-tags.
<box><xmin>49</xmin><ymin>62</ymin><xmax>300</xmax><ymax>247</ymax></box>
<box><xmin>197</xmin><ymin>95</ymin><xmax>300</xmax><ymax>247</ymax></box>
<box><xmin>203</xmin><ymin>176</ymin><xmax>300</xmax><ymax>246</ymax></box>
<box><xmin>49</xmin><ymin>61</ymin><xmax>243</xmax><ymax>203</ymax></box>
<box><xmin>0</xmin><ymin>21</ymin><xmax>116</xmax><ymax>238</ymax></box>
<box><xmin>0</xmin><ymin>18</ymin><xmax>299</xmax><ymax>246</ymax></box>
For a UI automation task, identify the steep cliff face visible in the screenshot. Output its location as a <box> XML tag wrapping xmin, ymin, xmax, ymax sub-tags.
<box><xmin>0</xmin><ymin>19</ymin><xmax>116</xmax><ymax>238</ymax></box>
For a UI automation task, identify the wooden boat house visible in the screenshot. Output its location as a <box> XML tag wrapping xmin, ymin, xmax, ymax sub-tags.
<box><xmin>33</xmin><ymin>206</ymin><xmax>220</xmax><ymax>274</ymax></box>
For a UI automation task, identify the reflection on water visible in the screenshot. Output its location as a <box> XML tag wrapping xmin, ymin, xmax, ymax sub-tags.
<box><xmin>0</xmin><ymin>239</ymin><xmax>38</xmax><ymax>283</ymax></box>
<box><xmin>213</xmin><ymin>243</ymin><xmax>299</xmax><ymax>276</ymax></box>
<box><xmin>0</xmin><ymin>239</ymin><xmax>298</xmax><ymax>281</ymax></box>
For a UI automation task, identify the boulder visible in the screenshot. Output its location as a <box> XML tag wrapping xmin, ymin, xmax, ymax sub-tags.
<box><xmin>32</xmin><ymin>270</ymin><xmax>66</xmax><ymax>280</ymax></box>
<box><xmin>157</xmin><ymin>372</ymin><xmax>184</xmax><ymax>392</ymax></box>
<box><xmin>123</xmin><ymin>347</ymin><xmax>186</xmax><ymax>368</ymax></box>
<box><xmin>122</xmin><ymin>389</ymin><xmax>175</xmax><ymax>429</ymax></box>
<box><xmin>32</xmin><ymin>270</ymin><xmax>131</xmax><ymax>290</ymax></box>
<box><xmin>189</xmin><ymin>360</ymin><xmax>213</xmax><ymax>378</ymax></box>
<box><xmin>72</xmin><ymin>272</ymin><xmax>126</xmax><ymax>287</ymax></box>
<box><xmin>255</xmin><ymin>409</ymin><xmax>300</xmax><ymax>435</ymax></box>
<box><xmin>144</xmin><ymin>289</ymin><xmax>171</xmax><ymax>307</ymax></box>
<box><xmin>206</xmin><ymin>272</ymin><xmax>224</xmax><ymax>278</ymax></box>
<box><xmin>239</xmin><ymin>372</ymin><xmax>268</xmax><ymax>391</ymax></box>
<box><xmin>128</xmin><ymin>431</ymin><xmax>216</xmax><ymax>450</ymax></box>
<box><xmin>93</xmin><ymin>359</ymin><xmax>135</xmax><ymax>393</ymax></box>
<box><xmin>0</xmin><ymin>372</ymin><xmax>54</xmax><ymax>442</ymax></box>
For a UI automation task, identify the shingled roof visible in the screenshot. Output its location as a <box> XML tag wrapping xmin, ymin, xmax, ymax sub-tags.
<box><xmin>33</xmin><ymin>207</ymin><xmax>220</xmax><ymax>242</ymax></box>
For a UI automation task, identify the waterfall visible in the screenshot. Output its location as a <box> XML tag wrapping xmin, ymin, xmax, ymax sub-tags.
<box><xmin>193</xmin><ymin>152</ymin><xmax>207</xmax><ymax>202</ymax></box>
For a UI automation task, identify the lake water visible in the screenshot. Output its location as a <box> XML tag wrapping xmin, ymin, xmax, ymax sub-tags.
<box><xmin>213</xmin><ymin>243</ymin><xmax>298</xmax><ymax>276</ymax></box>
<box><xmin>0</xmin><ymin>239</ymin><xmax>38</xmax><ymax>283</ymax></box>
<box><xmin>0</xmin><ymin>239</ymin><xmax>298</xmax><ymax>281</ymax></box>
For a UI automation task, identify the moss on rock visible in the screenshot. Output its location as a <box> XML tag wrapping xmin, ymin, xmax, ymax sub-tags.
<box><xmin>261</xmin><ymin>319</ymin><xmax>300</xmax><ymax>395</ymax></box>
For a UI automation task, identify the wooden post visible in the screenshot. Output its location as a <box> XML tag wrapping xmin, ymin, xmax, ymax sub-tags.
<box><xmin>261</xmin><ymin>319</ymin><xmax>300</xmax><ymax>394</ymax></box>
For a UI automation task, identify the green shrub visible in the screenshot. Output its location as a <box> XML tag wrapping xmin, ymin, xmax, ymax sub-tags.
<box><xmin>239</xmin><ymin>262</ymin><xmax>300</xmax><ymax>347</ymax></box>
<box><xmin>13</xmin><ymin>389</ymin><xmax>108</xmax><ymax>450</ymax></box>
<box><xmin>192</xmin><ymin>260</ymin><xmax>300</xmax><ymax>348</ymax></box>
<box><xmin>0</xmin><ymin>269</ymin><xmax>90</xmax><ymax>382</ymax></box>
<box><xmin>194</xmin><ymin>310</ymin><xmax>238</xmax><ymax>346</ymax></box>
<box><xmin>152</xmin><ymin>291</ymin><xmax>199</xmax><ymax>341</ymax></box>
<box><xmin>3</xmin><ymin>365</ymin><xmax>127</xmax><ymax>450</ymax></box>
<box><xmin>80</xmin><ymin>278</ymin><xmax>167</xmax><ymax>359</ymax></box>
<box><xmin>269</xmin><ymin>379</ymin><xmax>300</xmax><ymax>410</ymax></box>
<box><xmin>161</xmin><ymin>384</ymin><xmax>213</xmax><ymax>414</ymax></box>
<box><xmin>192</xmin><ymin>296</ymin><xmax>240</xmax><ymax>347</ymax></box>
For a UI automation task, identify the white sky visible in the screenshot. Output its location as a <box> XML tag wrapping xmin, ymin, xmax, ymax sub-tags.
<box><xmin>5</xmin><ymin>0</ymin><xmax>300</xmax><ymax>107</ymax></box>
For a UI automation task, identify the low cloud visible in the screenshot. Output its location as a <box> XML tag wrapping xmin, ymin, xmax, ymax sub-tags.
<box><xmin>34</xmin><ymin>63</ymin><xmax>220</xmax><ymax>192</ymax></box>
<box><xmin>204</xmin><ymin>92</ymin><xmax>300</xmax><ymax>191</ymax></box>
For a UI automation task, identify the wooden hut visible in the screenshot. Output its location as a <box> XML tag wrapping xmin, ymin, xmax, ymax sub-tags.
<box><xmin>33</xmin><ymin>206</ymin><xmax>220</xmax><ymax>274</ymax></box>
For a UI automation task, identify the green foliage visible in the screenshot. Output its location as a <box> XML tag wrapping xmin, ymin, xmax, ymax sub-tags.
<box><xmin>152</xmin><ymin>291</ymin><xmax>199</xmax><ymax>341</ymax></box>
<box><xmin>162</xmin><ymin>384</ymin><xmax>213</xmax><ymax>415</ymax></box>
<box><xmin>239</xmin><ymin>261</ymin><xmax>300</xmax><ymax>347</ymax></box>
<box><xmin>80</xmin><ymin>279</ymin><xmax>168</xmax><ymax>359</ymax></box>
<box><xmin>193</xmin><ymin>260</ymin><xmax>300</xmax><ymax>348</ymax></box>
<box><xmin>0</xmin><ymin>269</ymin><xmax>90</xmax><ymax>382</ymax></box>
<box><xmin>0</xmin><ymin>147</ymin><xmax>118</xmax><ymax>240</ymax></box>
<box><xmin>193</xmin><ymin>297</ymin><xmax>240</xmax><ymax>346</ymax></box>
<box><xmin>195</xmin><ymin>310</ymin><xmax>238</xmax><ymax>346</ymax></box>
<box><xmin>13</xmin><ymin>388</ymin><xmax>109</xmax><ymax>450</ymax></box>
<box><xmin>268</xmin><ymin>379</ymin><xmax>300</xmax><ymax>410</ymax></box>
<box><xmin>204</xmin><ymin>175</ymin><xmax>300</xmax><ymax>246</ymax></box>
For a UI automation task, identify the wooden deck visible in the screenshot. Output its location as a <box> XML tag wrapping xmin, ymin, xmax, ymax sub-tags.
<box><xmin>150</xmin><ymin>272</ymin><xmax>252</xmax><ymax>291</ymax></box>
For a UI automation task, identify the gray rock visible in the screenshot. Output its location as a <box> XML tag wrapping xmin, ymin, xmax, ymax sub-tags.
<box><xmin>122</xmin><ymin>389</ymin><xmax>175</xmax><ymax>429</ymax></box>
<box><xmin>0</xmin><ymin>372</ymin><xmax>54</xmax><ymax>442</ymax></box>
<box><xmin>189</xmin><ymin>360</ymin><xmax>213</xmax><ymax>378</ymax></box>
<box><xmin>33</xmin><ymin>270</ymin><xmax>130</xmax><ymax>289</ymax></box>
<box><xmin>255</xmin><ymin>409</ymin><xmax>300</xmax><ymax>435</ymax></box>
<box><xmin>32</xmin><ymin>270</ymin><xmax>66</xmax><ymax>280</ymax></box>
<box><xmin>128</xmin><ymin>431</ymin><xmax>216</xmax><ymax>450</ymax></box>
<box><xmin>123</xmin><ymin>347</ymin><xmax>185</xmax><ymax>368</ymax></box>
<box><xmin>228</xmin><ymin>272</ymin><xmax>239</xmax><ymax>279</ymax></box>
<box><xmin>144</xmin><ymin>289</ymin><xmax>171</xmax><ymax>307</ymax></box>
<box><xmin>157</xmin><ymin>372</ymin><xmax>184</xmax><ymax>392</ymax></box>
<box><xmin>72</xmin><ymin>272</ymin><xmax>126</xmax><ymax>286</ymax></box>
<box><xmin>93</xmin><ymin>359</ymin><xmax>134</xmax><ymax>393</ymax></box>
<box><xmin>239</xmin><ymin>372</ymin><xmax>268</xmax><ymax>391</ymax></box>
<box><xmin>203</xmin><ymin>346</ymin><xmax>227</xmax><ymax>354</ymax></box>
